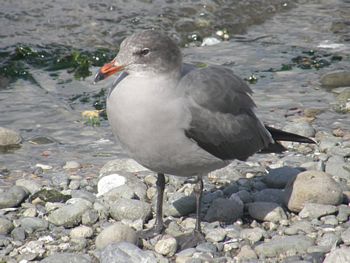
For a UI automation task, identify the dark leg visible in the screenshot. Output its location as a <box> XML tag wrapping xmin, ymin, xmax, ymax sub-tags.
<box><xmin>177</xmin><ymin>176</ymin><xmax>206</xmax><ymax>250</ymax></box>
<box><xmin>138</xmin><ymin>173</ymin><xmax>165</xmax><ymax>239</ymax></box>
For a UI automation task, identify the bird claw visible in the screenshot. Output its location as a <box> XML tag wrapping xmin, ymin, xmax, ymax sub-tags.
<box><xmin>137</xmin><ymin>223</ymin><xmax>165</xmax><ymax>240</ymax></box>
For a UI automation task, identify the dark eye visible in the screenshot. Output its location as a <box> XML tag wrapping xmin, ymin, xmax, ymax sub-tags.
<box><xmin>140</xmin><ymin>48</ymin><xmax>150</xmax><ymax>56</ymax></box>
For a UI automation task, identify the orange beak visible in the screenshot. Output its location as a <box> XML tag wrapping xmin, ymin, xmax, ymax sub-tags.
<box><xmin>94</xmin><ymin>59</ymin><xmax>124</xmax><ymax>83</ymax></box>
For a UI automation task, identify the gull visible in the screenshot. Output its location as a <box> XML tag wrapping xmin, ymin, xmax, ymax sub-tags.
<box><xmin>94</xmin><ymin>30</ymin><xmax>315</xmax><ymax>248</ymax></box>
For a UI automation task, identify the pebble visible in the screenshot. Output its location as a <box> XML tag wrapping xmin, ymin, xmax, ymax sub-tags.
<box><xmin>325</xmin><ymin>155</ymin><xmax>350</xmax><ymax>180</ymax></box>
<box><xmin>284</xmin><ymin>220</ymin><xmax>313</xmax><ymax>235</ymax></box>
<box><xmin>196</xmin><ymin>242</ymin><xmax>217</xmax><ymax>253</ymax></box>
<box><xmin>70</xmin><ymin>225</ymin><xmax>93</xmax><ymax>239</ymax></box>
<box><xmin>15</xmin><ymin>179</ymin><xmax>41</xmax><ymax>195</ymax></box>
<box><xmin>40</xmin><ymin>253</ymin><xmax>91</xmax><ymax>263</ymax></box>
<box><xmin>154</xmin><ymin>235</ymin><xmax>178</xmax><ymax>256</ymax></box>
<box><xmin>204</xmin><ymin>197</ymin><xmax>243</xmax><ymax>223</ymax></box>
<box><xmin>71</xmin><ymin>190</ymin><xmax>96</xmax><ymax>203</ymax></box>
<box><xmin>109</xmin><ymin>198</ymin><xmax>151</xmax><ymax>223</ymax></box>
<box><xmin>0</xmin><ymin>217</ymin><xmax>14</xmax><ymax>235</ymax></box>
<box><xmin>320</xmin><ymin>70</ymin><xmax>350</xmax><ymax>87</ymax></box>
<box><xmin>81</xmin><ymin>209</ymin><xmax>99</xmax><ymax>225</ymax></box>
<box><xmin>317</xmin><ymin>232</ymin><xmax>340</xmax><ymax>251</ymax></box>
<box><xmin>50</xmin><ymin>173</ymin><xmax>69</xmax><ymax>188</ymax></box>
<box><xmin>248</xmin><ymin>202</ymin><xmax>287</xmax><ymax>222</ymax></box>
<box><xmin>240</xmin><ymin>227</ymin><xmax>265</xmax><ymax>243</ymax></box>
<box><xmin>95</xmin><ymin>222</ymin><xmax>137</xmax><ymax>249</ymax></box>
<box><xmin>263</xmin><ymin>167</ymin><xmax>301</xmax><ymax>188</ymax></box>
<box><xmin>0</xmin><ymin>186</ymin><xmax>29</xmax><ymax>209</ymax></box>
<box><xmin>0</xmin><ymin>127</ymin><xmax>21</xmax><ymax>146</ymax></box>
<box><xmin>99</xmin><ymin>158</ymin><xmax>148</xmax><ymax>175</ymax></box>
<box><xmin>11</xmin><ymin>227</ymin><xmax>26</xmax><ymax>241</ymax></box>
<box><xmin>284</xmin><ymin>171</ymin><xmax>343</xmax><ymax>212</ymax></box>
<box><xmin>337</xmin><ymin>205</ymin><xmax>350</xmax><ymax>222</ymax></box>
<box><xmin>19</xmin><ymin>217</ymin><xmax>48</xmax><ymax>234</ymax></box>
<box><xmin>254</xmin><ymin>235</ymin><xmax>314</xmax><ymax>258</ymax></box>
<box><xmin>205</xmin><ymin>227</ymin><xmax>227</xmax><ymax>242</ymax></box>
<box><xmin>236</xmin><ymin>245</ymin><xmax>258</xmax><ymax>261</ymax></box>
<box><xmin>321</xmin><ymin>215</ymin><xmax>338</xmax><ymax>225</ymax></box>
<box><xmin>97</xmin><ymin>173</ymin><xmax>127</xmax><ymax>196</ymax></box>
<box><xmin>63</xmin><ymin>161</ymin><xmax>81</xmax><ymax>170</ymax></box>
<box><xmin>102</xmin><ymin>185</ymin><xmax>136</xmax><ymax>203</ymax></box>
<box><xmin>48</xmin><ymin>198</ymin><xmax>92</xmax><ymax>227</ymax></box>
<box><xmin>99</xmin><ymin>242</ymin><xmax>157</xmax><ymax>263</ymax></box>
<box><xmin>299</xmin><ymin>203</ymin><xmax>337</xmax><ymax>219</ymax></box>
<box><xmin>323</xmin><ymin>247</ymin><xmax>350</xmax><ymax>263</ymax></box>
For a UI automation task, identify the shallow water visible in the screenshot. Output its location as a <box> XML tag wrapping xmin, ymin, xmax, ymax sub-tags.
<box><xmin>0</xmin><ymin>0</ymin><xmax>349</xmax><ymax>187</ymax></box>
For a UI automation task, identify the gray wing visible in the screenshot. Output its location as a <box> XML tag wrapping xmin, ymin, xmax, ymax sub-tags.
<box><xmin>178</xmin><ymin>65</ymin><xmax>273</xmax><ymax>161</ymax></box>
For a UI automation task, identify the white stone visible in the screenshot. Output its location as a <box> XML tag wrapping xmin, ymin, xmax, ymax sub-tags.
<box><xmin>97</xmin><ymin>174</ymin><xmax>127</xmax><ymax>197</ymax></box>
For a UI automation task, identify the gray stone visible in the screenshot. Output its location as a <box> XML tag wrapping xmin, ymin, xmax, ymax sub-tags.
<box><xmin>48</xmin><ymin>198</ymin><xmax>92</xmax><ymax>227</ymax></box>
<box><xmin>323</xmin><ymin>247</ymin><xmax>350</xmax><ymax>263</ymax></box>
<box><xmin>321</xmin><ymin>215</ymin><xmax>338</xmax><ymax>225</ymax></box>
<box><xmin>204</xmin><ymin>197</ymin><xmax>243</xmax><ymax>223</ymax></box>
<box><xmin>240</xmin><ymin>228</ymin><xmax>265</xmax><ymax>243</ymax></box>
<box><xmin>99</xmin><ymin>242</ymin><xmax>157</xmax><ymax>263</ymax></box>
<box><xmin>284</xmin><ymin>171</ymin><xmax>343</xmax><ymax>212</ymax></box>
<box><xmin>63</xmin><ymin>161</ymin><xmax>81</xmax><ymax>170</ymax></box>
<box><xmin>208</xmin><ymin>163</ymin><xmax>243</xmax><ymax>184</ymax></box>
<box><xmin>317</xmin><ymin>232</ymin><xmax>340</xmax><ymax>251</ymax></box>
<box><xmin>50</xmin><ymin>173</ymin><xmax>69</xmax><ymax>188</ymax></box>
<box><xmin>0</xmin><ymin>186</ymin><xmax>29</xmax><ymax>208</ymax></box>
<box><xmin>236</xmin><ymin>245</ymin><xmax>258</xmax><ymax>261</ymax></box>
<box><xmin>0</xmin><ymin>127</ymin><xmax>21</xmax><ymax>146</ymax></box>
<box><xmin>253</xmin><ymin>189</ymin><xmax>285</xmax><ymax>205</ymax></box>
<box><xmin>223</xmin><ymin>183</ymin><xmax>239</xmax><ymax>196</ymax></box>
<box><xmin>235</xmin><ymin>190</ymin><xmax>253</xmax><ymax>203</ymax></box>
<box><xmin>40</xmin><ymin>253</ymin><xmax>91</xmax><ymax>263</ymax></box>
<box><xmin>248</xmin><ymin>202</ymin><xmax>287</xmax><ymax>222</ymax></box>
<box><xmin>299</xmin><ymin>203</ymin><xmax>337</xmax><ymax>219</ymax></box>
<box><xmin>71</xmin><ymin>190</ymin><xmax>96</xmax><ymax>203</ymax></box>
<box><xmin>284</xmin><ymin>220</ymin><xmax>313</xmax><ymax>235</ymax></box>
<box><xmin>81</xmin><ymin>209</ymin><xmax>99</xmax><ymax>225</ymax></box>
<box><xmin>321</xmin><ymin>70</ymin><xmax>350</xmax><ymax>87</ymax></box>
<box><xmin>337</xmin><ymin>205</ymin><xmax>350</xmax><ymax>222</ymax></box>
<box><xmin>70</xmin><ymin>225</ymin><xmax>93</xmax><ymax>239</ymax></box>
<box><xmin>254</xmin><ymin>235</ymin><xmax>314</xmax><ymax>258</ymax></box>
<box><xmin>341</xmin><ymin>228</ymin><xmax>350</xmax><ymax>245</ymax></box>
<box><xmin>154</xmin><ymin>235</ymin><xmax>177</xmax><ymax>256</ymax></box>
<box><xmin>102</xmin><ymin>185</ymin><xmax>136</xmax><ymax>204</ymax></box>
<box><xmin>283</xmin><ymin>121</ymin><xmax>316</xmax><ymax>137</ymax></box>
<box><xmin>263</xmin><ymin>167</ymin><xmax>300</xmax><ymax>188</ymax></box>
<box><xmin>109</xmin><ymin>198</ymin><xmax>151</xmax><ymax>223</ymax></box>
<box><xmin>205</xmin><ymin>227</ymin><xmax>226</xmax><ymax>242</ymax></box>
<box><xmin>99</xmin><ymin>159</ymin><xmax>148</xmax><ymax>175</ymax></box>
<box><xmin>318</xmin><ymin>135</ymin><xmax>341</xmax><ymax>153</ymax></box>
<box><xmin>196</xmin><ymin>242</ymin><xmax>217</xmax><ymax>253</ymax></box>
<box><xmin>69</xmin><ymin>180</ymin><xmax>80</xmax><ymax>190</ymax></box>
<box><xmin>325</xmin><ymin>156</ymin><xmax>350</xmax><ymax>180</ymax></box>
<box><xmin>15</xmin><ymin>179</ymin><xmax>41</xmax><ymax>194</ymax></box>
<box><xmin>11</xmin><ymin>227</ymin><xmax>26</xmax><ymax>241</ymax></box>
<box><xmin>0</xmin><ymin>217</ymin><xmax>14</xmax><ymax>235</ymax></box>
<box><xmin>95</xmin><ymin>222</ymin><xmax>137</xmax><ymax>250</ymax></box>
<box><xmin>164</xmin><ymin>192</ymin><xmax>196</xmax><ymax>217</ymax></box>
<box><xmin>20</xmin><ymin>217</ymin><xmax>48</xmax><ymax>233</ymax></box>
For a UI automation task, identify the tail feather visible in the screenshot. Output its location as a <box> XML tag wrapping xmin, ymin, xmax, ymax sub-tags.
<box><xmin>265</xmin><ymin>125</ymin><xmax>316</xmax><ymax>144</ymax></box>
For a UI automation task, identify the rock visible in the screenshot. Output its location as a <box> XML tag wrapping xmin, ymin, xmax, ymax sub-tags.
<box><xmin>325</xmin><ymin>156</ymin><xmax>350</xmax><ymax>180</ymax></box>
<box><xmin>0</xmin><ymin>127</ymin><xmax>21</xmax><ymax>146</ymax></box>
<box><xmin>204</xmin><ymin>197</ymin><xmax>243</xmax><ymax>223</ymax></box>
<box><xmin>99</xmin><ymin>242</ymin><xmax>157</xmax><ymax>263</ymax></box>
<box><xmin>15</xmin><ymin>179</ymin><xmax>41</xmax><ymax>194</ymax></box>
<box><xmin>236</xmin><ymin>245</ymin><xmax>258</xmax><ymax>261</ymax></box>
<box><xmin>317</xmin><ymin>232</ymin><xmax>340</xmax><ymax>251</ymax></box>
<box><xmin>70</xmin><ymin>225</ymin><xmax>94</xmax><ymax>239</ymax></box>
<box><xmin>40</xmin><ymin>253</ymin><xmax>91</xmax><ymax>263</ymax></box>
<box><xmin>254</xmin><ymin>235</ymin><xmax>314</xmax><ymax>258</ymax></box>
<box><xmin>299</xmin><ymin>203</ymin><xmax>337</xmax><ymax>219</ymax></box>
<box><xmin>0</xmin><ymin>217</ymin><xmax>14</xmax><ymax>235</ymax></box>
<box><xmin>248</xmin><ymin>202</ymin><xmax>287</xmax><ymax>222</ymax></box>
<box><xmin>235</xmin><ymin>190</ymin><xmax>253</xmax><ymax>203</ymax></box>
<box><xmin>253</xmin><ymin>189</ymin><xmax>285</xmax><ymax>205</ymax></box>
<box><xmin>63</xmin><ymin>161</ymin><xmax>81</xmax><ymax>170</ymax></box>
<box><xmin>48</xmin><ymin>198</ymin><xmax>92</xmax><ymax>227</ymax></box>
<box><xmin>31</xmin><ymin>189</ymin><xmax>71</xmax><ymax>203</ymax></box>
<box><xmin>337</xmin><ymin>205</ymin><xmax>350</xmax><ymax>222</ymax></box>
<box><xmin>95</xmin><ymin>222</ymin><xmax>137</xmax><ymax>250</ymax></box>
<box><xmin>320</xmin><ymin>70</ymin><xmax>350</xmax><ymax>87</ymax></box>
<box><xmin>283</xmin><ymin>121</ymin><xmax>316</xmax><ymax>137</ymax></box>
<box><xmin>196</xmin><ymin>242</ymin><xmax>217</xmax><ymax>253</ymax></box>
<box><xmin>164</xmin><ymin>192</ymin><xmax>196</xmax><ymax>217</ymax></box>
<box><xmin>99</xmin><ymin>159</ymin><xmax>148</xmax><ymax>175</ymax></box>
<box><xmin>71</xmin><ymin>190</ymin><xmax>96</xmax><ymax>203</ymax></box>
<box><xmin>20</xmin><ymin>217</ymin><xmax>48</xmax><ymax>233</ymax></box>
<box><xmin>323</xmin><ymin>247</ymin><xmax>350</xmax><ymax>263</ymax></box>
<box><xmin>205</xmin><ymin>227</ymin><xmax>227</xmax><ymax>242</ymax></box>
<box><xmin>208</xmin><ymin>163</ymin><xmax>243</xmax><ymax>184</ymax></box>
<box><xmin>240</xmin><ymin>228</ymin><xmax>265</xmax><ymax>243</ymax></box>
<box><xmin>154</xmin><ymin>235</ymin><xmax>177</xmax><ymax>256</ymax></box>
<box><xmin>263</xmin><ymin>167</ymin><xmax>301</xmax><ymax>188</ymax></box>
<box><xmin>97</xmin><ymin>172</ymin><xmax>147</xmax><ymax>200</ymax></box>
<box><xmin>284</xmin><ymin>171</ymin><xmax>343</xmax><ymax>212</ymax></box>
<box><xmin>0</xmin><ymin>186</ymin><xmax>29</xmax><ymax>208</ymax></box>
<box><xmin>341</xmin><ymin>228</ymin><xmax>350</xmax><ymax>245</ymax></box>
<box><xmin>69</xmin><ymin>180</ymin><xmax>80</xmax><ymax>190</ymax></box>
<box><xmin>102</xmin><ymin>185</ymin><xmax>136</xmax><ymax>204</ymax></box>
<box><xmin>284</xmin><ymin>220</ymin><xmax>313</xmax><ymax>235</ymax></box>
<box><xmin>81</xmin><ymin>209</ymin><xmax>99</xmax><ymax>225</ymax></box>
<box><xmin>109</xmin><ymin>198</ymin><xmax>151</xmax><ymax>223</ymax></box>
<box><xmin>50</xmin><ymin>173</ymin><xmax>69</xmax><ymax>188</ymax></box>
<box><xmin>11</xmin><ymin>227</ymin><xmax>26</xmax><ymax>241</ymax></box>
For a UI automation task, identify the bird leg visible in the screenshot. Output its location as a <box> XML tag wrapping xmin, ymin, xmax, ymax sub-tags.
<box><xmin>177</xmin><ymin>176</ymin><xmax>206</xmax><ymax>250</ymax></box>
<box><xmin>138</xmin><ymin>173</ymin><xmax>165</xmax><ymax>239</ymax></box>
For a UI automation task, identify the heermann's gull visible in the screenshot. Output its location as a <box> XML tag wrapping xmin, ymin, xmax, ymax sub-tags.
<box><xmin>94</xmin><ymin>30</ymin><xmax>315</xmax><ymax>248</ymax></box>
